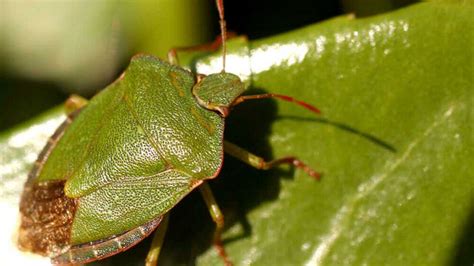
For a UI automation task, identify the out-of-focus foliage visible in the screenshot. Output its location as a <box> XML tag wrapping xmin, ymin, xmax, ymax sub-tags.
<box><xmin>0</xmin><ymin>0</ymin><xmax>212</xmax><ymax>95</ymax></box>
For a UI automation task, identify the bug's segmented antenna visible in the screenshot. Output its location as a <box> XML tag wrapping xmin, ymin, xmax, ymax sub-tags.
<box><xmin>215</xmin><ymin>0</ymin><xmax>227</xmax><ymax>72</ymax></box>
<box><xmin>232</xmin><ymin>93</ymin><xmax>322</xmax><ymax>115</ymax></box>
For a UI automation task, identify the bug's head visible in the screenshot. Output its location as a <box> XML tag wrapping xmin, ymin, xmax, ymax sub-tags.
<box><xmin>192</xmin><ymin>0</ymin><xmax>246</xmax><ymax>117</ymax></box>
<box><xmin>192</xmin><ymin>72</ymin><xmax>245</xmax><ymax>117</ymax></box>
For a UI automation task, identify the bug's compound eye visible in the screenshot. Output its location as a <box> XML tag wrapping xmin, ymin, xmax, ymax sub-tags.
<box><xmin>192</xmin><ymin>73</ymin><xmax>245</xmax><ymax>117</ymax></box>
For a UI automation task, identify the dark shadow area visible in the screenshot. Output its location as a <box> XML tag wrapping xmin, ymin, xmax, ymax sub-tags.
<box><xmin>450</xmin><ymin>204</ymin><xmax>474</xmax><ymax>266</ymax></box>
<box><xmin>278</xmin><ymin>115</ymin><xmax>397</xmax><ymax>153</ymax></box>
<box><xmin>341</xmin><ymin>0</ymin><xmax>419</xmax><ymax>17</ymax></box>
<box><xmin>223</xmin><ymin>0</ymin><xmax>344</xmax><ymax>39</ymax></box>
<box><xmin>0</xmin><ymin>77</ymin><xmax>68</xmax><ymax>131</ymax></box>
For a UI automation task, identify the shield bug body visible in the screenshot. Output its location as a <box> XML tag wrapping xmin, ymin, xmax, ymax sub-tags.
<box><xmin>18</xmin><ymin>1</ymin><xmax>321</xmax><ymax>265</ymax></box>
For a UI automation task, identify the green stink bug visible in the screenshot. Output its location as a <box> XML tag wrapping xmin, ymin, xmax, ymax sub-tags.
<box><xmin>18</xmin><ymin>1</ymin><xmax>321</xmax><ymax>265</ymax></box>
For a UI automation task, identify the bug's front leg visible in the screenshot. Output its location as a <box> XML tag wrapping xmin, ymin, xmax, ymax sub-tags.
<box><xmin>224</xmin><ymin>140</ymin><xmax>321</xmax><ymax>180</ymax></box>
<box><xmin>199</xmin><ymin>182</ymin><xmax>233</xmax><ymax>266</ymax></box>
<box><xmin>167</xmin><ymin>32</ymin><xmax>238</xmax><ymax>65</ymax></box>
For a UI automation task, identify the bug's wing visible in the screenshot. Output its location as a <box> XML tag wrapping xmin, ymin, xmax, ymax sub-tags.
<box><xmin>69</xmin><ymin>169</ymin><xmax>198</xmax><ymax>245</ymax></box>
<box><xmin>36</xmin><ymin>55</ymin><xmax>224</xmax><ymax>197</ymax></box>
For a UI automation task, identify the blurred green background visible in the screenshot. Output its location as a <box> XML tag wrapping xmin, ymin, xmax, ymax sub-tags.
<box><xmin>0</xmin><ymin>0</ymin><xmax>418</xmax><ymax>131</ymax></box>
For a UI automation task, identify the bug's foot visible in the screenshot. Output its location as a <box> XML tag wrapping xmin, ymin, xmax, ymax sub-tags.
<box><xmin>262</xmin><ymin>156</ymin><xmax>322</xmax><ymax>181</ymax></box>
<box><xmin>214</xmin><ymin>239</ymin><xmax>233</xmax><ymax>266</ymax></box>
<box><xmin>291</xmin><ymin>158</ymin><xmax>322</xmax><ymax>181</ymax></box>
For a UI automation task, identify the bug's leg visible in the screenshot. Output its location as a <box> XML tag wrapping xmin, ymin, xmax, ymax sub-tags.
<box><xmin>145</xmin><ymin>215</ymin><xmax>170</xmax><ymax>266</ymax></box>
<box><xmin>65</xmin><ymin>94</ymin><xmax>88</xmax><ymax>115</ymax></box>
<box><xmin>224</xmin><ymin>140</ymin><xmax>321</xmax><ymax>180</ymax></box>
<box><xmin>167</xmin><ymin>32</ymin><xmax>238</xmax><ymax>65</ymax></box>
<box><xmin>199</xmin><ymin>182</ymin><xmax>233</xmax><ymax>266</ymax></box>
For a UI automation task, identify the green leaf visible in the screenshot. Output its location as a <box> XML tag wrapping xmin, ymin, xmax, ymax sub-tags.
<box><xmin>1</xmin><ymin>2</ymin><xmax>472</xmax><ymax>266</ymax></box>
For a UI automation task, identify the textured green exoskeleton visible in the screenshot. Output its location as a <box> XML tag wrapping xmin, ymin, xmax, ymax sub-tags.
<box><xmin>18</xmin><ymin>54</ymin><xmax>245</xmax><ymax>263</ymax></box>
<box><xmin>18</xmin><ymin>1</ymin><xmax>321</xmax><ymax>265</ymax></box>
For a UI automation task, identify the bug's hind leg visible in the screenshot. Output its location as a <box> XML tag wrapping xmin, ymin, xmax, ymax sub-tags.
<box><xmin>65</xmin><ymin>94</ymin><xmax>88</xmax><ymax>115</ymax></box>
<box><xmin>199</xmin><ymin>183</ymin><xmax>233</xmax><ymax>266</ymax></box>
<box><xmin>224</xmin><ymin>140</ymin><xmax>321</xmax><ymax>180</ymax></box>
<box><xmin>145</xmin><ymin>215</ymin><xmax>170</xmax><ymax>266</ymax></box>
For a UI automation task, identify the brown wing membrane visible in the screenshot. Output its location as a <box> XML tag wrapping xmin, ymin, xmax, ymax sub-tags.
<box><xmin>18</xmin><ymin>180</ymin><xmax>78</xmax><ymax>256</ymax></box>
<box><xmin>18</xmin><ymin>111</ymin><xmax>81</xmax><ymax>256</ymax></box>
<box><xmin>52</xmin><ymin>217</ymin><xmax>162</xmax><ymax>265</ymax></box>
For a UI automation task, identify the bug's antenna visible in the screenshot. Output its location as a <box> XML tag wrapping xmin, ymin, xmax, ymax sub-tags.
<box><xmin>215</xmin><ymin>0</ymin><xmax>227</xmax><ymax>72</ymax></box>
